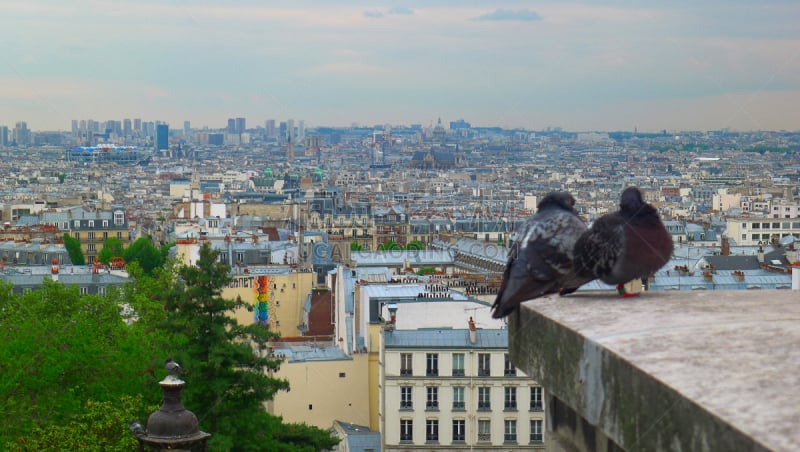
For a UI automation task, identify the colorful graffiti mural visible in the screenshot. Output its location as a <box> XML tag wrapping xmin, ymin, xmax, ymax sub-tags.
<box><xmin>254</xmin><ymin>275</ymin><xmax>270</xmax><ymax>324</ymax></box>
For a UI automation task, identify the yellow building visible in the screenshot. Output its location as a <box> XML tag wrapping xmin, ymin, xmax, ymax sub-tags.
<box><xmin>222</xmin><ymin>270</ymin><xmax>314</xmax><ymax>338</ymax></box>
<box><xmin>268</xmin><ymin>352</ymin><xmax>371</xmax><ymax>429</ymax></box>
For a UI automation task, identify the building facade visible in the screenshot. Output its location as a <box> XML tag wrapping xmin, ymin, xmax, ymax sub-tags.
<box><xmin>381</xmin><ymin>328</ymin><xmax>545</xmax><ymax>451</ymax></box>
<box><xmin>726</xmin><ymin>217</ymin><xmax>800</xmax><ymax>246</ymax></box>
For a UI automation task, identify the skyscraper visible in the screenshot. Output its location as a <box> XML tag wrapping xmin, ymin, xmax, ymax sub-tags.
<box><xmin>134</xmin><ymin>118</ymin><xmax>142</xmax><ymax>133</ymax></box>
<box><xmin>155</xmin><ymin>124</ymin><xmax>169</xmax><ymax>151</ymax></box>
<box><xmin>265</xmin><ymin>119</ymin><xmax>276</xmax><ymax>138</ymax></box>
<box><xmin>184</xmin><ymin>120</ymin><xmax>191</xmax><ymax>135</ymax></box>
<box><xmin>123</xmin><ymin>119</ymin><xmax>132</xmax><ymax>137</ymax></box>
<box><xmin>14</xmin><ymin>122</ymin><xmax>30</xmax><ymax>146</ymax></box>
<box><xmin>227</xmin><ymin>118</ymin><xmax>236</xmax><ymax>134</ymax></box>
<box><xmin>0</xmin><ymin>126</ymin><xmax>8</xmax><ymax>146</ymax></box>
<box><xmin>235</xmin><ymin>117</ymin><xmax>246</xmax><ymax>134</ymax></box>
<box><xmin>71</xmin><ymin>120</ymin><xmax>79</xmax><ymax>136</ymax></box>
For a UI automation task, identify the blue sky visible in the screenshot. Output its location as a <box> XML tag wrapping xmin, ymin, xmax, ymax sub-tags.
<box><xmin>2</xmin><ymin>1</ymin><xmax>799</xmax><ymax>132</ymax></box>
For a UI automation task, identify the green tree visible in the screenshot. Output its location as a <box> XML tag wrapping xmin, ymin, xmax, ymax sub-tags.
<box><xmin>350</xmin><ymin>241</ymin><xmax>363</xmax><ymax>251</ymax></box>
<box><xmin>0</xmin><ymin>280</ymin><xmax>158</xmax><ymax>446</ymax></box>
<box><xmin>378</xmin><ymin>240</ymin><xmax>401</xmax><ymax>251</ymax></box>
<box><xmin>155</xmin><ymin>243</ymin><xmax>337</xmax><ymax>451</ymax></box>
<box><xmin>98</xmin><ymin>237</ymin><xmax>125</xmax><ymax>265</ymax></box>
<box><xmin>404</xmin><ymin>240</ymin><xmax>425</xmax><ymax>250</ymax></box>
<box><xmin>11</xmin><ymin>395</ymin><xmax>156</xmax><ymax>451</ymax></box>
<box><xmin>63</xmin><ymin>232</ymin><xmax>85</xmax><ymax>265</ymax></box>
<box><xmin>123</xmin><ymin>237</ymin><xmax>163</xmax><ymax>275</ymax></box>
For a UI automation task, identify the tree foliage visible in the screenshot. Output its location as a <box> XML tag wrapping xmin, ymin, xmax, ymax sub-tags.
<box><xmin>98</xmin><ymin>237</ymin><xmax>125</xmax><ymax>265</ymax></box>
<box><xmin>123</xmin><ymin>237</ymin><xmax>163</xmax><ymax>275</ymax></box>
<box><xmin>153</xmin><ymin>243</ymin><xmax>337</xmax><ymax>451</ymax></box>
<box><xmin>0</xmin><ymin>280</ymin><xmax>158</xmax><ymax>447</ymax></box>
<box><xmin>63</xmin><ymin>233</ymin><xmax>85</xmax><ymax>265</ymax></box>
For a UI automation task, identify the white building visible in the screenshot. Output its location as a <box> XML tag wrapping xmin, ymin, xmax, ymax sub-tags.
<box><xmin>381</xmin><ymin>325</ymin><xmax>544</xmax><ymax>450</ymax></box>
<box><xmin>726</xmin><ymin>217</ymin><xmax>800</xmax><ymax>246</ymax></box>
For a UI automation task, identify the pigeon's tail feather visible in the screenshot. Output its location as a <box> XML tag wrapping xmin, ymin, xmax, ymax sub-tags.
<box><xmin>491</xmin><ymin>277</ymin><xmax>557</xmax><ymax>319</ymax></box>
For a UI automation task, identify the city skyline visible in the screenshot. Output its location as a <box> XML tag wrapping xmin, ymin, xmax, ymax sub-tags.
<box><xmin>3</xmin><ymin>1</ymin><xmax>800</xmax><ymax>132</ymax></box>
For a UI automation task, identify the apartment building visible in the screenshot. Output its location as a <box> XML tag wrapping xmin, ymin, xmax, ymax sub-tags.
<box><xmin>381</xmin><ymin>326</ymin><xmax>544</xmax><ymax>450</ymax></box>
<box><xmin>726</xmin><ymin>217</ymin><xmax>800</xmax><ymax>246</ymax></box>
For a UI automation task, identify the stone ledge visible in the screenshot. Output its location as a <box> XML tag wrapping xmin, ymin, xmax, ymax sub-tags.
<box><xmin>509</xmin><ymin>290</ymin><xmax>800</xmax><ymax>452</ymax></box>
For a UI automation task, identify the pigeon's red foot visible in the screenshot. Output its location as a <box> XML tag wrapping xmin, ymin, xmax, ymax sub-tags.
<box><xmin>616</xmin><ymin>284</ymin><xmax>640</xmax><ymax>298</ymax></box>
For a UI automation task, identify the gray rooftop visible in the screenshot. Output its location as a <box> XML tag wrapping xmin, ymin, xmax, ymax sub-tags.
<box><xmin>384</xmin><ymin>328</ymin><xmax>508</xmax><ymax>349</ymax></box>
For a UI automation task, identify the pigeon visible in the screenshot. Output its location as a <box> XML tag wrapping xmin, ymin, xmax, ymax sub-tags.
<box><xmin>165</xmin><ymin>357</ymin><xmax>183</xmax><ymax>375</ymax></box>
<box><xmin>572</xmin><ymin>186</ymin><xmax>673</xmax><ymax>296</ymax></box>
<box><xmin>129</xmin><ymin>420</ymin><xmax>145</xmax><ymax>435</ymax></box>
<box><xmin>491</xmin><ymin>192</ymin><xmax>588</xmax><ymax>318</ymax></box>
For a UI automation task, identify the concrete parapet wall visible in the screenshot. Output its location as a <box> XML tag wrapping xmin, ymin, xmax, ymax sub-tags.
<box><xmin>509</xmin><ymin>290</ymin><xmax>800</xmax><ymax>452</ymax></box>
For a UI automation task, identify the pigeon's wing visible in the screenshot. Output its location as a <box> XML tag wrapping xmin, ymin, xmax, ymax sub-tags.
<box><xmin>573</xmin><ymin>213</ymin><xmax>626</xmax><ymax>284</ymax></box>
<box><xmin>492</xmin><ymin>210</ymin><xmax>585</xmax><ymax>318</ymax></box>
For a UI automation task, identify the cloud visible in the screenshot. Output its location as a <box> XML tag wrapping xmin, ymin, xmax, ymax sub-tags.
<box><xmin>388</xmin><ymin>7</ymin><xmax>414</xmax><ymax>15</ymax></box>
<box><xmin>473</xmin><ymin>8</ymin><xmax>542</xmax><ymax>22</ymax></box>
<box><xmin>364</xmin><ymin>10</ymin><xmax>383</xmax><ymax>18</ymax></box>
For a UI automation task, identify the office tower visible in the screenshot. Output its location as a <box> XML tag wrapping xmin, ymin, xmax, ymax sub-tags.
<box><xmin>155</xmin><ymin>124</ymin><xmax>169</xmax><ymax>151</ymax></box>
<box><xmin>265</xmin><ymin>119</ymin><xmax>276</xmax><ymax>138</ymax></box>
<box><xmin>0</xmin><ymin>126</ymin><xmax>8</xmax><ymax>146</ymax></box>
<box><xmin>227</xmin><ymin>118</ymin><xmax>236</xmax><ymax>134</ymax></box>
<box><xmin>184</xmin><ymin>120</ymin><xmax>191</xmax><ymax>135</ymax></box>
<box><xmin>71</xmin><ymin>120</ymin><xmax>79</xmax><ymax>136</ymax></box>
<box><xmin>279</xmin><ymin>122</ymin><xmax>287</xmax><ymax>144</ymax></box>
<box><xmin>143</xmin><ymin>121</ymin><xmax>154</xmax><ymax>138</ymax></box>
<box><xmin>123</xmin><ymin>119</ymin><xmax>132</xmax><ymax>137</ymax></box>
<box><xmin>133</xmin><ymin>118</ymin><xmax>142</xmax><ymax>132</ymax></box>
<box><xmin>87</xmin><ymin>119</ymin><xmax>96</xmax><ymax>134</ymax></box>
<box><xmin>235</xmin><ymin>117</ymin><xmax>246</xmax><ymax>134</ymax></box>
<box><xmin>298</xmin><ymin>120</ymin><xmax>305</xmax><ymax>140</ymax></box>
<box><xmin>14</xmin><ymin>121</ymin><xmax>30</xmax><ymax>146</ymax></box>
<box><xmin>287</xmin><ymin>119</ymin><xmax>295</xmax><ymax>142</ymax></box>
<box><xmin>79</xmin><ymin>120</ymin><xmax>87</xmax><ymax>133</ymax></box>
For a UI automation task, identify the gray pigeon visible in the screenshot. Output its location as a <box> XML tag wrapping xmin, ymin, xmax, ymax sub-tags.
<box><xmin>165</xmin><ymin>357</ymin><xmax>183</xmax><ymax>375</ymax></box>
<box><xmin>491</xmin><ymin>192</ymin><xmax>587</xmax><ymax>318</ymax></box>
<box><xmin>572</xmin><ymin>186</ymin><xmax>673</xmax><ymax>295</ymax></box>
<box><xmin>129</xmin><ymin>420</ymin><xmax>145</xmax><ymax>435</ymax></box>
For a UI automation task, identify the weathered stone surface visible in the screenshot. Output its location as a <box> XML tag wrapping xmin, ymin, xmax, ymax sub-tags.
<box><xmin>509</xmin><ymin>290</ymin><xmax>800</xmax><ymax>452</ymax></box>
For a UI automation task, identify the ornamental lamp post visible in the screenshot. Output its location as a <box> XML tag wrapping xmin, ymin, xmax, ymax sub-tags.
<box><xmin>131</xmin><ymin>359</ymin><xmax>211</xmax><ymax>451</ymax></box>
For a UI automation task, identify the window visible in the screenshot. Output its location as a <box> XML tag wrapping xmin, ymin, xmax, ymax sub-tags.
<box><xmin>400</xmin><ymin>419</ymin><xmax>413</xmax><ymax>442</ymax></box>
<box><xmin>452</xmin><ymin>386</ymin><xmax>465</xmax><ymax>410</ymax></box>
<box><xmin>426</xmin><ymin>419</ymin><xmax>438</xmax><ymax>443</ymax></box>
<box><xmin>88</xmin><ymin>220</ymin><xmax>94</xmax><ymax>228</ymax></box>
<box><xmin>783</xmin><ymin>222</ymin><xmax>791</xmax><ymax>229</ymax></box>
<box><xmin>504</xmin><ymin>387</ymin><xmax>517</xmax><ymax>410</ymax></box>
<box><xmin>773</xmin><ymin>222</ymin><xmax>780</xmax><ymax>229</ymax></box>
<box><xmin>74</xmin><ymin>232</ymin><xmax>80</xmax><ymax>240</ymax></box>
<box><xmin>400</xmin><ymin>353</ymin><xmax>412</xmax><ymax>376</ymax></box>
<box><xmin>793</xmin><ymin>222</ymin><xmax>800</xmax><ymax>229</ymax></box>
<box><xmin>79</xmin><ymin>287</ymin><xmax>89</xmax><ymax>295</ymax></box>
<box><xmin>478</xmin><ymin>387</ymin><xmax>491</xmax><ymax>410</ymax></box>
<box><xmin>87</xmin><ymin>244</ymin><xmax>96</xmax><ymax>252</ymax></box>
<box><xmin>452</xmin><ymin>419</ymin><xmax>465</xmax><ymax>442</ymax></box>
<box><xmin>752</xmin><ymin>234</ymin><xmax>759</xmax><ymax>240</ymax></box>
<box><xmin>504</xmin><ymin>354</ymin><xmax>516</xmax><ymax>376</ymax></box>
<box><xmin>103</xmin><ymin>232</ymin><xmax>108</xmax><ymax>240</ymax></box>
<box><xmin>426</xmin><ymin>386</ymin><xmax>438</xmax><ymax>410</ymax></box>
<box><xmin>530</xmin><ymin>387</ymin><xmax>543</xmax><ymax>411</ymax></box>
<box><xmin>88</xmin><ymin>232</ymin><xmax>95</xmax><ymax>241</ymax></box>
<box><xmin>504</xmin><ymin>419</ymin><xmax>517</xmax><ymax>443</ymax></box>
<box><xmin>763</xmin><ymin>223</ymin><xmax>771</xmax><ymax>229</ymax></box>
<box><xmin>114</xmin><ymin>211</ymin><xmax>124</xmax><ymax>225</ymax></box>
<box><xmin>426</xmin><ymin>353</ymin><xmax>439</xmax><ymax>376</ymax></box>
<box><xmin>478</xmin><ymin>419</ymin><xmax>491</xmax><ymax>442</ymax></box>
<box><xmin>103</xmin><ymin>220</ymin><xmax>108</xmax><ymax>228</ymax></box>
<box><xmin>530</xmin><ymin>419</ymin><xmax>543</xmax><ymax>442</ymax></box>
<box><xmin>74</xmin><ymin>220</ymin><xmax>80</xmax><ymax>228</ymax></box>
<box><xmin>117</xmin><ymin>232</ymin><xmax>122</xmax><ymax>240</ymax></box>
<box><xmin>752</xmin><ymin>223</ymin><xmax>760</xmax><ymax>229</ymax></box>
<box><xmin>478</xmin><ymin>353</ymin><xmax>490</xmax><ymax>376</ymax></box>
<box><xmin>452</xmin><ymin>353</ymin><xmax>465</xmax><ymax>376</ymax></box>
<box><xmin>98</xmin><ymin>286</ymin><xmax>106</xmax><ymax>296</ymax></box>
<box><xmin>401</xmin><ymin>386</ymin><xmax>412</xmax><ymax>409</ymax></box>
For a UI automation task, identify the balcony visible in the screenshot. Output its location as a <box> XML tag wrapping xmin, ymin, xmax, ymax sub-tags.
<box><xmin>400</xmin><ymin>369</ymin><xmax>412</xmax><ymax>376</ymax></box>
<box><xmin>509</xmin><ymin>290</ymin><xmax>800</xmax><ymax>451</ymax></box>
<box><xmin>451</xmin><ymin>369</ymin><xmax>465</xmax><ymax>377</ymax></box>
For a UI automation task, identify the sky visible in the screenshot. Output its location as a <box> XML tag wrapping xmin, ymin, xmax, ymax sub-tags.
<box><xmin>2</xmin><ymin>0</ymin><xmax>800</xmax><ymax>132</ymax></box>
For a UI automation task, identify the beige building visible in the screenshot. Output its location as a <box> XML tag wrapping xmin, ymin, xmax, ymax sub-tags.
<box><xmin>726</xmin><ymin>217</ymin><xmax>800</xmax><ymax>246</ymax></box>
<box><xmin>268</xmin><ymin>352</ymin><xmax>371</xmax><ymax>429</ymax></box>
<box><xmin>381</xmin><ymin>326</ymin><xmax>544</xmax><ymax>450</ymax></box>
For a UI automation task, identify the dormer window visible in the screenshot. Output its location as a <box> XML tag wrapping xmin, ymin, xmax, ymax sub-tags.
<box><xmin>114</xmin><ymin>211</ymin><xmax>124</xmax><ymax>226</ymax></box>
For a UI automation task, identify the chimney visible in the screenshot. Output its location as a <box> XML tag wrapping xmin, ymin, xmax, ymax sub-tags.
<box><xmin>757</xmin><ymin>246</ymin><xmax>765</xmax><ymax>264</ymax></box>
<box><xmin>468</xmin><ymin>317</ymin><xmax>477</xmax><ymax>344</ymax></box>
<box><xmin>50</xmin><ymin>257</ymin><xmax>59</xmax><ymax>282</ymax></box>
<box><xmin>721</xmin><ymin>235</ymin><xmax>730</xmax><ymax>256</ymax></box>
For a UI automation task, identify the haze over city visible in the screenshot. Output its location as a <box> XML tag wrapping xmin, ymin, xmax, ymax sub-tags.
<box><xmin>3</xmin><ymin>0</ymin><xmax>800</xmax><ymax>132</ymax></box>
